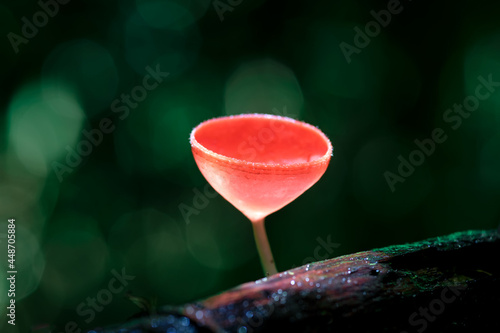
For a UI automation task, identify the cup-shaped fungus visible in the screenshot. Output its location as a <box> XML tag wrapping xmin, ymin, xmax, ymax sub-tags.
<box><xmin>190</xmin><ymin>114</ymin><xmax>332</xmax><ymax>276</ymax></box>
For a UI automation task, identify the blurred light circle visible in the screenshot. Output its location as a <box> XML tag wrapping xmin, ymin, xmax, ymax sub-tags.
<box><xmin>109</xmin><ymin>209</ymin><xmax>218</xmax><ymax>301</ymax></box>
<box><xmin>0</xmin><ymin>223</ymin><xmax>44</xmax><ymax>304</ymax></box>
<box><xmin>464</xmin><ymin>31</ymin><xmax>500</xmax><ymax>121</ymax></box>
<box><xmin>7</xmin><ymin>81</ymin><xmax>84</xmax><ymax>177</ymax></box>
<box><xmin>42</xmin><ymin>39</ymin><xmax>118</xmax><ymax>117</ymax></box>
<box><xmin>113</xmin><ymin>85</ymin><xmax>197</xmax><ymax>176</ymax></box>
<box><xmin>109</xmin><ymin>209</ymin><xmax>184</xmax><ymax>264</ymax></box>
<box><xmin>185</xmin><ymin>212</ymin><xmax>256</xmax><ymax>270</ymax></box>
<box><xmin>224</xmin><ymin>59</ymin><xmax>304</xmax><ymax>117</ymax></box>
<box><xmin>1</xmin><ymin>223</ymin><xmax>46</xmax><ymax>301</ymax></box>
<box><xmin>186</xmin><ymin>219</ymin><xmax>223</xmax><ymax>269</ymax></box>
<box><xmin>0</xmin><ymin>182</ymin><xmax>46</xmax><ymax>233</ymax></box>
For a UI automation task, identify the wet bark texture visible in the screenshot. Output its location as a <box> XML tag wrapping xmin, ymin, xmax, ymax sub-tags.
<box><xmin>93</xmin><ymin>229</ymin><xmax>500</xmax><ymax>333</ymax></box>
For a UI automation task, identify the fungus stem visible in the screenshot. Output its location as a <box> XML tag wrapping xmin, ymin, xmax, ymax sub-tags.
<box><xmin>252</xmin><ymin>218</ymin><xmax>278</xmax><ymax>276</ymax></box>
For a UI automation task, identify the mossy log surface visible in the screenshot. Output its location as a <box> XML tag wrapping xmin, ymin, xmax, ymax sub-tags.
<box><xmin>92</xmin><ymin>229</ymin><xmax>500</xmax><ymax>333</ymax></box>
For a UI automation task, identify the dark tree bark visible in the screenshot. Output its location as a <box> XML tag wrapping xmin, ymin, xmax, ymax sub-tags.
<box><xmin>92</xmin><ymin>229</ymin><xmax>500</xmax><ymax>333</ymax></box>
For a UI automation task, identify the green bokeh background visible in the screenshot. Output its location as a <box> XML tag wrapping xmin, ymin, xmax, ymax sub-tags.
<box><xmin>1</xmin><ymin>0</ymin><xmax>499</xmax><ymax>331</ymax></box>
